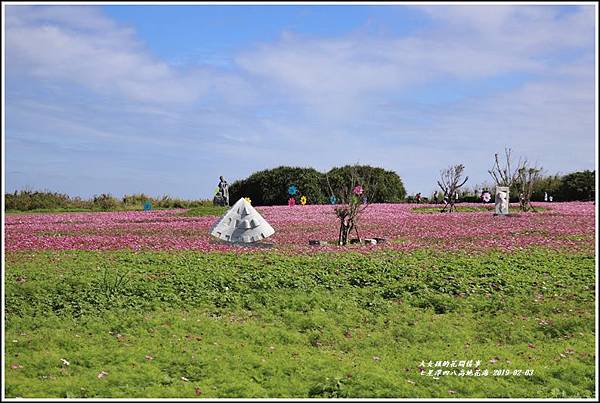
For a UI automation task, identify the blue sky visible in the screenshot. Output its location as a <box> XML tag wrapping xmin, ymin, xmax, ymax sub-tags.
<box><xmin>4</xmin><ymin>3</ymin><xmax>597</xmax><ymax>199</ymax></box>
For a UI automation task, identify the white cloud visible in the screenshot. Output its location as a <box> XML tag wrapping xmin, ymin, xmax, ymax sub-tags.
<box><xmin>6</xmin><ymin>5</ymin><xmax>213</xmax><ymax>103</ymax></box>
<box><xmin>419</xmin><ymin>4</ymin><xmax>595</xmax><ymax>52</ymax></box>
<box><xmin>7</xmin><ymin>5</ymin><xmax>120</xmax><ymax>32</ymax></box>
<box><xmin>4</xmin><ymin>4</ymin><xmax>596</xmax><ymax>197</ymax></box>
<box><xmin>236</xmin><ymin>5</ymin><xmax>593</xmax><ymax>105</ymax></box>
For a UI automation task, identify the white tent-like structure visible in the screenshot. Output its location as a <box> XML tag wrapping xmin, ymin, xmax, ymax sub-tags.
<box><xmin>209</xmin><ymin>197</ymin><xmax>275</xmax><ymax>243</ymax></box>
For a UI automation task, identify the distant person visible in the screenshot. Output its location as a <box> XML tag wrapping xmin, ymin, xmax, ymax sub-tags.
<box><xmin>544</xmin><ymin>192</ymin><xmax>548</xmax><ymax>202</ymax></box>
<box><xmin>549</xmin><ymin>195</ymin><xmax>553</xmax><ymax>202</ymax></box>
<box><xmin>433</xmin><ymin>191</ymin><xmax>438</xmax><ymax>204</ymax></box>
<box><xmin>415</xmin><ymin>192</ymin><xmax>421</xmax><ymax>204</ymax></box>
<box><xmin>218</xmin><ymin>176</ymin><xmax>229</xmax><ymax>206</ymax></box>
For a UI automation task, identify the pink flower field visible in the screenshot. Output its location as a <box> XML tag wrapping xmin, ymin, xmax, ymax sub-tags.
<box><xmin>4</xmin><ymin>202</ymin><xmax>595</xmax><ymax>253</ymax></box>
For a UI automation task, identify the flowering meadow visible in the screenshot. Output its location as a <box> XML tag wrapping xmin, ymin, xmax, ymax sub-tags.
<box><xmin>5</xmin><ymin>202</ymin><xmax>595</xmax><ymax>253</ymax></box>
<box><xmin>4</xmin><ymin>202</ymin><xmax>596</xmax><ymax>398</ymax></box>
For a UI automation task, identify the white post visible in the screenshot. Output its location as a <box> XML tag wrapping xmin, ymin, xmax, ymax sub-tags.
<box><xmin>495</xmin><ymin>186</ymin><xmax>509</xmax><ymax>215</ymax></box>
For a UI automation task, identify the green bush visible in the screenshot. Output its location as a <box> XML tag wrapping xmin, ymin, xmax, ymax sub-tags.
<box><xmin>6</xmin><ymin>190</ymin><xmax>213</xmax><ymax>212</ymax></box>
<box><xmin>325</xmin><ymin>165</ymin><xmax>405</xmax><ymax>203</ymax></box>
<box><xmin>92</xmin><ymin>194</ymin><xmax>119</xmax><ymax>211</ymax></box>
<box><xmin>229</xmin><ymin>166</ymin><xmax>326</xmax><ymax>206</ymax></box>
<box><xmin>122</xmin><ymin>193</ymin><xmax>152</xmax><ymax>207</ymax></box>
<box><xmin>70</xmin><ymin>196</ymin><xmax>94</xmax><ymax>210</ymax></box>
<box><xmin>486</xmin><ymin>171</ymin><xmax>594</xmax><ymax>203</ymax></box>
<box><xmin>5</xmin><ymin>190</ymin><xmax>71</xmax><ymax>211</ymax></box>
<box><xmin>556</xmin><ymin>170</ymin><xmax>595</xmax><ymax>201</ymax></box>
<box><xmin>460</xmin><ymin>195</ymin><xmax>482</xmax><ymax>203</ymax></box>
<box><xmin>531</xmin><ymin>174</ymin><xmax>562</xmax><ymax>201</ymax></box>
<box><xmin>230</xmin><ymin>165</ymin><xmax>406</xmax><ymax>206</ymax></box>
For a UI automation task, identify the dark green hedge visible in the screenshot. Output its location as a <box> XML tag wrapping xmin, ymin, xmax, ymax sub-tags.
<box><xmin>556</xmin><ymin>170</ymin><xmax>595</xmax><ymax>201</ymax></box>
<box><xmin>229</xmin><ymin>166</ymin><xmax>326</xmax><ymax>206</ymax></box>
<box><xmin>325</xmin><ymin>165</ymin><xmax>406</xmax><ymax>203</ymax></box>
<box><xmin>229</xmin><ymin>165</ymin><xmax>406</xmax><ymax>206</ymax></box>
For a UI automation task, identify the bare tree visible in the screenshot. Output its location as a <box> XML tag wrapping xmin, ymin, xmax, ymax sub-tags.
<box><xmin>326</xmin><ymin>166</ymin><xmax>377</xmax><ymax>245</ymax></box>
<box><xmin>516</xmin><ymin>162</ymin><xmax>543</xmax><ymax>212</ymax></box>
<box><xmin>488</xmin><ymin>148</ymin><xmax>521</xmax><ymax>188</ymax></box>
<box><xmin>437</xmin><ymin>164</ymin><xmax>469</xmax><ymax>213</ymax></box>
<box><xmin>489</xmin><ymin>148</ymin><xmax>543</xmax><ymax>212</ymax></box>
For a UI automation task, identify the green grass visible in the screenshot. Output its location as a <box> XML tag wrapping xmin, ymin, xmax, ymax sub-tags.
<box><xmin>4</xmin><ymin>248</ymin><xmax>595</xmax><ymax>398</ymax></box>
<box><xmin>181</xmin><ymin>205</ymin><xmax>228</xmax><ymax>217</ymax></box>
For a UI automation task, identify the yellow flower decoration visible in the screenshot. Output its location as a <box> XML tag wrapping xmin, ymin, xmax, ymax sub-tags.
<box><xmin>300</xmin><ymin>195</ymin><xmax>307</xmax><ymax>205</ymax></box>
<box><xmin>244</xmin><ymin>197</ymin><xmax>251</xmax><ymax>204</ymax></box>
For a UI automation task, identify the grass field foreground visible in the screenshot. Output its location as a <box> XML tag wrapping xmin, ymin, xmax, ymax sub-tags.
<box><xmin>5</xmin><ymin>247</ymin><xmax>595</xmax><ymax>398</ymax></box>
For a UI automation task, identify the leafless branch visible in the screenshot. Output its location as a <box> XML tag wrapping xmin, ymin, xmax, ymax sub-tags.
<box><xmin>437</xmin><ymin>164</ymin><xmax>469</xmax><ymax>212</ymax></box>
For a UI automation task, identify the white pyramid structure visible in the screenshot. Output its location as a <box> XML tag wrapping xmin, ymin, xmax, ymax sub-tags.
<box><xmin>209</xmin><ymin>198</ymin><xmax>275</xmax><ymax>243</ymax></box>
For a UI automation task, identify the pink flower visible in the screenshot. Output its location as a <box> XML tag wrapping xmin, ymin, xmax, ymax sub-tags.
<box><xmin>288</xmin><ymin>198</ymin><xmax>296</xmax><ymax>207</ymax></box>
<box><xmin>353</xmin><ymin>185</ymin><xmax>364</xmax><ymax>195</ymax></box>
<box><xmin>3</xmin><ymin>202</ymin><xmax>594</xmax><ymax>254</ymax></box>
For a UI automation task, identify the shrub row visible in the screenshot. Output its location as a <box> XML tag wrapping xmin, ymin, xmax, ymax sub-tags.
<box><xmin>419</xmin><ymin>170</ymin><xmax>595</xmax><ymax>203</ymax></box>
<box><xmin>5</xmin><ymin>190</ymin><xmax>212</xmax><ymax>212</ymax></box>
<box><xmin>229</xmin><ymin>165</ymin><xmax>406</xmax><ymax>206</ymax></box>
<box><xmin>5</xmin><ymin>170</ymin><xmax>593</xmax><ymax>211</ymax></box>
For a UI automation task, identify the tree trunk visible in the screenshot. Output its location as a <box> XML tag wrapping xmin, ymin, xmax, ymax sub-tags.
<box><xmin>338</xmin><ymin>217</ymin><xmax>357</xmax><ymax>246</ymax></box>
<box><xmin>339</xmin><ymin>218</ymin><xmax>352</xmax><ymax>246</ymax></box>
<box><xmin>448</xmin><ymin>200</ymin><xmax>455</xmax><ymax>212</ymax></box>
